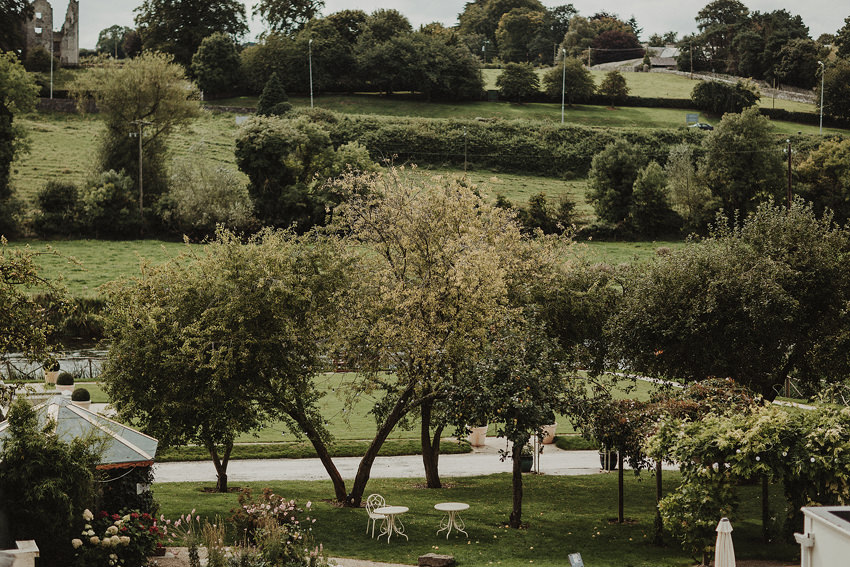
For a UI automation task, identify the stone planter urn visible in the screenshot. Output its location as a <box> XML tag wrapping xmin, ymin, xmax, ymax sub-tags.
<box><xmin>72</xmin><ymin>399</ymin><xmax>91</xmax><ymax>410</ymax></box>
<box><xmin>56</xmin><ymin>384</ymin><xmax>75</xmax><ymax>394</ymax></box>
<box><xmin>541</xmin><ymin>423</ymin><xmax>557</xmax><ymax>444</ymax></box>
<box><xmin>467</xmin><ymin>425</ymin><xmax>488</xmax><ymax>447</ymax></box>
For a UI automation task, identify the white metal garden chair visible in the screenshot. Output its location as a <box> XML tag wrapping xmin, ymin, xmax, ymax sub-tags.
<box><xmin>365</xmin><ymin>493</ymin><xmax>387</xmax><ymax>538</ymax></box>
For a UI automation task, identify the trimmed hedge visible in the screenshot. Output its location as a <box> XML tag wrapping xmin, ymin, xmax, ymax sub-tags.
<box><xmin>759</xmin><ymin>107</ymin><xmax>850</xmax><ymax>130</ymax></box>
<box><xmin>320</xmin><ymin>112</ymin><xmax>706</xmax><ymax>176</ymax></box>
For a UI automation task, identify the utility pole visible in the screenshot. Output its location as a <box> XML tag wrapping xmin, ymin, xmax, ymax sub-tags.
<box><xmin>818</xmin><ymin>61</ymin><xmax>825</xmax><ymax>135</ymax></box>
<box><xmin>786</xmin><ymin>139</ymin><xmax>792</xmax><ymax>209</ymax></box>
<box><xmin>308</xmin><ymin>38</ymin><xmax>314</xmax><ymax>108</ymax></box>
<box><xmin>130</xmin><ymin>119</ymin><xmax>153</xmax><ymax>223</ymax></box>
<box><xmin>561</xmin><ymin>49</ymin><xmax>566</xmax><ymax>123</ymax></box>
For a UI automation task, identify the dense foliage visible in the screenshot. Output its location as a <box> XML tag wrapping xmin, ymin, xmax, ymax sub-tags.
<box><xmin>0</xmin><ymin>399</ymin><xmax>99</xmax><ymax>567</ymax></box>
<box><xmin>690</xmin><ymin>79</ymin><xmax>760</xmax><ymax>114</ymax></box>
<box><xmin>611</xmin><ymin>200</ymin><xmax>850</xmax><ymax>399</ymax></box>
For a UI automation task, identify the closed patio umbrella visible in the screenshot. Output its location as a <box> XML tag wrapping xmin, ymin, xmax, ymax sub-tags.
<box><xmin>714</xmin><ymin>517</ymin><xmax>736</xmax><ymax>567</ymax></box>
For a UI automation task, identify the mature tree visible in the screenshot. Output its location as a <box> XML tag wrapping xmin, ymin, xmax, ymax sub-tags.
<box><xmin>694</xmin><ymin>0</ymin><xmax>750</xmax><ymax>72</ymax></box>
<box><xmin>235</xmin><ymin>114</ymin><xmax>375</xmax><ymax>229</ymax></box>
<box><xmin>455</xmin><ymin>316</ymin><xmax>568</xmax><ymax>528</ymax></box>
<box><xmin>0</xmin><ymin>239</ymin><xmax>66</xmax><ymax>366</ymax></box>
<box><xmin>561</xmin><ymin>15</ymin><xmax>595</xmax><ymax>59</ymax></box>
<box><xmin>690</xmin><ymin>79</ymin><xmax>759</xmax><ymax>114</ymax></box>
<box><xmin>541</xmin><ymin>57</ymin><xmax>594</xmax><ymax>104</ymax></box>
<box><xmin>327</xmin><ymin>169</ymin><xmax>537</xmax><ymax>502</ymax></box>
<box><xmin>0</xmin><ymin>0</ymin><xmax>32</xmax><ymax>52</ymax></box>
<box><xmin>610</xmin><ymin>200</ymin><xmax>850</xmax><ymax>399</ymax></box>
<box><xmin>797</xmin><ymin>137</ymin><xmax>850</xmax><ymax>223</ymax></box>
<box><xmin>547</xmin><ymin>4</ymin><xmax>577</xmax><ymax>44</ymax></box>
<box><xmin>403</xmin><ymin>33</ymin><xmax>484</xmax><ymax>100</ymax></box>
<box><xmin>835</xmin><ymin>16</ymin><xmax>850</xmax><ymax>59</ymax></box>
<box><xmin>822</xmin><ymin>59</ymin><xmax>850</xmax><ymax>122</ymax></box>
<box><xmin>458</xmin><ymin>0</ymin><xmax>545</xmax><ymax>47</ymax></box>
<box><xmin>134</xmin><ymin>0</ymin><xmax>247</xmax><ymax>66</ymax></box>
<box><xmin>123</xmin><ymin>29</ymin><xmax>142</xmax><ymax>58</ymax></box>
<box><xmin>295</xmin><ymin>12</ymin><xmax>367</xmax><ymax>92</ymax></box>
<box><xmin>496</xmin><ymin>62</ymin><xmax>539</xmax><ymax>102</ymax></box>
<box><xmin>629</xmin><ymin>161</ymin><xmax>679</xmax><ymax>237</ymax></box>
<box><xmin>648</xmin><ymin>33</ymin><xmax>664</xmax><ymax>46</ymax></box>
<box><xmin>0</xmin><ymin>52</ymin><xmax>38</xmax><ymax>235</ymax></box>
<box><xmin>590</xmin><ymin>29</ymin><xmax>642</xmax><ymax>64</ymax></box>
<box><xmin>665</xmin><ymin>143</ymin><xmax>717</xmax><ymax>233</ymax></box>
<box><xmin>677</xmin><ymin>33</ymin><xmax>710</xmax><ymax>73</ymax></box>
<box><xmin>0</xmin><ymin>398</ymin><xmax>99</xmax><ymax>566</ymax></box>
<box><xmin>597</xmin><ymin>69</ymin><xmax>629</xmax><ymax>106</ymax></box>
<box><xmin>358</xmin><ymin>8</ymin><xmax>412</xmax><ymax>43</ymax></box>
<box><xmin>96</xmin><ymin>25</ymin><xmax>132</xmax><ymax>58</ymax></box>
<box><xmin>191</xmin><ymin>32</ymin><xmax>242</xmax><ymax>96</ymax></box>
<box><xmin>697</xmin><ymin>107</ymin><xmax>783</xmax><ymax>215</ymax></box>
<box><xmin>587</xmin><ymin>139</ymin><xmax>647</xmax><ymax>225</ymax></box>
<box><xmin>102</xmin><ymin>230</ymin><xmax>350</xmax><ymax>493</ymax></box>
<box><xmin>728</xmin><ymin>9</ymin><xmax>808</xmax><ymax>81</ymax></box>
<box><xmin>495</xmin><ymin>7</ymin><xmax>545</xmax><ymax>62</ymax></box>
<box><xmin>775</xmin><ymin>38</ymin><xmax>819</xmax><ymax>89</ymax></box>
<box><xmin>239</xmin><ymin>33</ymin><xmax>297</xmax><ymax>94</ymax></box>
<box><xmin>71</xmin><ymin>52</ymin><xmax>200</xmax><ymax>222</ymax></box>
<box><xmin>256</xmin><ymin>72</ymin><xmax>290</xmax><ymax>115</ymax></box>
<box><xmin>253</xmin><ymin>0</ymin><xmax>324</xmax><ymax>35</ymax></box>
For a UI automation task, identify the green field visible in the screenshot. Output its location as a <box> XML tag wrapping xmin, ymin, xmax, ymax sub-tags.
<box><xmin>153</xmin><ymin>473</ymin><xmax>797</xmax><ymax>566</ymax></box>
<box><xmin>7</xmin><ymin>238</ymin><xmax>688</xmax><ymax>298</ymax></box>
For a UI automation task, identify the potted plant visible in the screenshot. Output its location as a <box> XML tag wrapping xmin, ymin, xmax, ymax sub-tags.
<box><xmin>541</xmin><ymin>423</ymin><xmax>557</xmax><ymax>444</ymax></box>
<box><xmin>599</xmin><ymin>446</ymin><xmax>619</xmax><ymax>471</ymax></box>
<box><xmin>520</xmin><ymin>444</ymin><xmax>535</xmax><ymax>473</ymax></box>
<box><xmin>71</xmin><ymin>387</ymin><xmax>91</xmax><ymax>409</ymax></box>
<box><xmin>467</xmin><ymin>424</ymin><xmax>488</xmax><ymax>447</ymax></box>
<box><xmin>44</xmin><ymin>360</ymin><xmax>60</xmax><ymax>384</ymax></box>
<box><xmin>56</xmin><ymin>371</ymin><xmax>75</xmax><ymax>394</ymax></box>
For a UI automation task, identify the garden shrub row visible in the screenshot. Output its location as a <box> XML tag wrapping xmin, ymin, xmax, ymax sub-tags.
<box><xmin>758</xmin><ymin>107</ymin><xmax>850</xmax><ymax>129</ymax></box>
<box><xmin>317</xmin><ymin>111</ymin><xmax>706</xmax><ymax>176</ymax></box>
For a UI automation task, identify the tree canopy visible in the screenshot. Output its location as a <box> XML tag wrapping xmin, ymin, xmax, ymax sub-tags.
<box><xmin>610</xmin><ymin>200</ymin><xmax>850</xmax><ymax>400</ymax></box>
<box><xmin>101</xmin><ymin>229</ymin><xmax>351</xmax><ymax>493</ymax></box>
<box><xmin>134</xmin><ymin>0</ymin><xmax>248</xmax><ymax>66</ymax></box>
<box><xmin>496</xmin><ymin>62</ymin><xmax>539</xmax><ymax>102</ymax></box>
<box><xmin>71</xmin><ymin>52</ymin><xmax>200</xmax><ymax>217</ymax></box>
<box><xmin>253</xmin><ymin>0</ymin><xmax>324</xmax><ymax>35</ymax></box>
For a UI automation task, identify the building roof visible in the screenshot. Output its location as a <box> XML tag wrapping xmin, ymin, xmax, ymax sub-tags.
<box><xmin>0</xmin><ymin>396</ymin><xmax>158</xmax><ymax>468</ymax></box>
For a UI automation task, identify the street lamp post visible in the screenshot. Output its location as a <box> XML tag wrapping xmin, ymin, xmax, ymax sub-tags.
<box><xmin>129</xmin><ymin>119</ymin><xmax>153</xmax><ymax>223</ymax></box>
<box><xmin>49</xmin><ymin>25</ymin><xmax>54</xmax><ymax>99</ymax></box>
<box><xmin>817</xmin><ymin>61</ymin><xmax>825</xmax><ymax>135</ymax></box>
<box><xmin>561</xmin><ymin>49</ymin><xmax>566</xmax><ymax>123</ymax></box>
<box><xmin>308</xmin><ymin>38</ymin><xmax>314</xmax><ymax>108</ymax></box>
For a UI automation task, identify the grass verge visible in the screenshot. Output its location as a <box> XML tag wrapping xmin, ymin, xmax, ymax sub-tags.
<box><xmin>157</xmin><ymin>439</ymin><xmax>472</xmax><ymax>462</ymax></box>
<box><xmin>153</xmin><ymin>472</ymin><xmax>798</xmax><ymax>566</ymax></box>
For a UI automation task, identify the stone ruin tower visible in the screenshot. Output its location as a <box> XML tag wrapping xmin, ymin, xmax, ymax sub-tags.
<box><xmin>24</xmin><ymin>0</ymin><xmax>79</xmax><ymax>66</ymax></box>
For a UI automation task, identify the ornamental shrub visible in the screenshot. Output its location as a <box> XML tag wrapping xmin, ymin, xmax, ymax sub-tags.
<box><xmin>57</xmin><ymin>371</ymin><xmax>75</xmax><ymax>385</ymax></box>
<box><xmin>0</xmin><ymin>398</ymin><xmax>98</xmax><ymax>566</ymax></box>
<box><xmin>71</xmin><ymin>508</ymin><xmax>167</xmax><ymax>567</ymax></box>
<box><xmin>71</xmin><ymin>387</ymin><xmax>90</xmax><ymax>401</ymax></box>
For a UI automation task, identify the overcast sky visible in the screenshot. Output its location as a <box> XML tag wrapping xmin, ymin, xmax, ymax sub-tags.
<box><xmin>75</xmin><ymin>0</ymin><xmax>842</xmax><ymax>50</ymax></box>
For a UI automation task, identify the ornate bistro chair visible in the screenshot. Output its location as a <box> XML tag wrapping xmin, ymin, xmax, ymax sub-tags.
<box><xmin>365</xmin><ymin>493</ymin><xmax>387</xmax><ymax>538</ymax></box>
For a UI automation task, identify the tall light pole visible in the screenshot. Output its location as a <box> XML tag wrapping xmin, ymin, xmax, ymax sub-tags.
<box><xmin>129</xmin><ymin>119</ymin><xmax>153</xmax><ymax>223</ymax></box>
<box><xmin>818</xmin><ymin>61</ymin><xmax>825</xmax><ymax>135</ymax></box>
<box><xmin>308</xmin><ymin>38</ymin><xmax>314</xmax><ymax>108</ymax></box>
<box><xmin>561</xmin><ymin>49</ymin><xmax>566</xmax><ymax>123</ymax></box>
<box><xmin>49</xmin><ymin>24</ymin><xmax>54</xmax><ymax>99</ymax></box>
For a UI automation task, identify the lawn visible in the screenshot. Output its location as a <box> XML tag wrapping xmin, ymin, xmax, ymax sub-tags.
<box><xmin>153</xmin><ymin>472</ymin><xmax>799</xmax><ymax>566</ymax></box>
<box><xmin>5</xmin><ymin>238</ymin><xmax>687</xmax><ymax>299</ymax></box>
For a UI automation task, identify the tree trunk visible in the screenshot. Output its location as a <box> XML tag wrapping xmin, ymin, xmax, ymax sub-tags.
<box><xmin>509</xmin><ymin>441</ymin><xmax>524</xmax><ymax>528</ymax></box>
<box><xmin>653</xmin><ymin>460</ymin><xmax>663</xmax><ymax>545</ymax></box>
<box><xmin>291</xmin><ymin>402</ymin><xmax>348</xmax><ymax>503</ymax></box>
<box><xmin>420</xmin><ymin>399</ymin><xmax>443</xmax><ymax>489</ymax></box>
<box><xmin>206</xmin><ymin>440</ymin><xmax>232</xmax><ymax>493</ymax></box>
<box><xmin>347</xmin><ymin>385</ymin><xmax>415</xmax><ymax>507</ymax></box>
<box><xmin>618</xmin><ymin>451</ymin><xmax>624</xmax><ymax>523</ymax></box>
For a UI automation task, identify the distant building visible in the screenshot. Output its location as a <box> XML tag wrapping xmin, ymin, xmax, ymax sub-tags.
<box><xmin>23</xmin><ymin>0</ymin><xmax>79</xmax><ymax>66</ymax></box>
<box><xmin>648</xmin><ymin>45</ymin><xmax>679</xmax><ymax>69</ymax></box>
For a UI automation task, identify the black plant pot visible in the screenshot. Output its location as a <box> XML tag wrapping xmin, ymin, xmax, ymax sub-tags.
<box><xmin>599</xmin><ymin>450</ymin><xmax>619</xmax><ymax>471</ymax></box>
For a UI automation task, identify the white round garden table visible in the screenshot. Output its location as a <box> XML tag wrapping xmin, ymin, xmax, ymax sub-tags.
<box><xmin>374</xmin><ymin>505</ymin><xmax>409</xmax><ymax>543</ymax></box>
<box><xmin>434</xmin><ymin>502</ymin><xmax>469</xmax><ymax>538</ymax></box>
